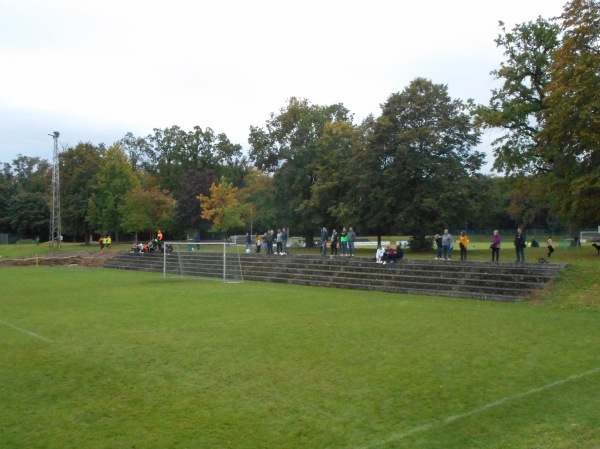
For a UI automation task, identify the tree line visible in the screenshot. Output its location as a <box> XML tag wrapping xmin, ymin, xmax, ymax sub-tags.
<box><xmin>1</xmin><ymin>0</ymin><xmax>598</xmax><ymax>247</ymax></box>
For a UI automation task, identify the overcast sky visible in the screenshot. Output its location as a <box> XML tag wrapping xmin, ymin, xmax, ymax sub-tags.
<box><xmin>0</xmin><ymin>0</ymin><xmax>567</xmax><ymax>171</ymax></box>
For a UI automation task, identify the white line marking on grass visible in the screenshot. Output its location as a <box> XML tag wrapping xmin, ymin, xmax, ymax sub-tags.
<box><xmin>359</xmin><ymin>366</ymin><xmax>600</xmax><ymax>449</ymax></box>
<box><xmin>0</xmin><ymin>320</ymin><xmax>53</xmax><ymax>342</ymax></box>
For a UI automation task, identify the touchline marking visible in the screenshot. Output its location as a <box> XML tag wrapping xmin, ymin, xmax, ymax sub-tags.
<box><xmin>0</xmin><ymin>320</ymin><xmax>53</xmax><ymax>342</ymax></box>
<box><xmin>359</xmin><ymin>365</ymin><xmax>600</xmax><ymax>449</ymax></box>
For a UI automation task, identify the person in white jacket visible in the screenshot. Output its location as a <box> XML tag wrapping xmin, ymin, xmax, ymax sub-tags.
<box><xmin>375</xmin><ymin>246</ymin><xmax>385</xmax><ymax>263</ymax></box>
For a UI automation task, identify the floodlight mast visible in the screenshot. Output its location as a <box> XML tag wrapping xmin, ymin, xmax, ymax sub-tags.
<box><xmin>49</xmin><ymin>131</ymin><xmax>61</xmax><ymax>249</ymax></box>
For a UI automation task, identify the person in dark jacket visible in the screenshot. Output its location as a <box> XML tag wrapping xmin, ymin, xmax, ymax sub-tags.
<box><xmin>330</xmin><ymin>230</ymin><xmax>338</xmax><ymax>256</ymax></box>
<box><xmin>434</xmin><ymin>234</ymin><xmax>443</xmax><ymax>259</ymax></box>
<box><xmin>514</xmin><ymin>227</ymin><xmax>526</xmax><ymax>263</ymax></box>
<box><xmin>348</xmin><ymin>227</ymin><xmax>356</xmax><ymax>256</ymax></box>
<box><xmin>320</xmin><ymin>227</ymin><xmax>329</xmax><ymax>256</ymax></box>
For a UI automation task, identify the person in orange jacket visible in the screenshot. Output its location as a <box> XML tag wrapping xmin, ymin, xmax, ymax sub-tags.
<box><xmin>157</xmin><ymin>230</ymin><xmax>163</xmax><ymax>251</ymax></box>
<box><xmin>459</xmin><ymin>231</ymin><xmax>469</xmax><ymax>261</ymax></box>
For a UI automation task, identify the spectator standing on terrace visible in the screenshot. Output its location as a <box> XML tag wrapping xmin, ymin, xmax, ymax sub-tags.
<box><xmin>348</xmin><ymin>227</ymin><xmax>356</xmax><ymax>256</ymax></box>
<box><xmin>491</xmin><ymin>230</ymin><xmax>501</xmax><ymax>262</ymax></box>
<box><xmin>434</xmin><ymin>234</ymin><xmax>443</xmax><ymax>259</ymax></box>
<box><xmin>266</xmin><ymin>230</ymin><xmax>275</xmax><ymax>255</ymax></box>
<box><xmin>157</xmin><ymin>230</ymin><xmax>163</xmax><ymax>251</ymax></box>
<box><xmin>276</xmin><ymin>228</ymin><xmax>286</xmax><ymax>254</ymax></box>
<box><xmin>245</xmin><ymin>232</ymin><xmax>252</xmax><ymax>251</ymax></box>
<box><xmin>375</xmin><ymin>245</ymin><xmax>384</xmax><ymax>263</ymax></box>
<box><xmin>255</xmin><ymin>233</ymin><xmax>262</xmax><ymax>253</ymax></box>
<box><xmin>547</xmin><ymin>236</ymin><xmax>555</xmax><ymax>258</ymax></box>
<box><xmin>99</xmin><ymin>236</ymin><xmax>104</xmax><ymax>250</ymax></box>
<box><xmin>320</xmin><ymin>227</ymin><xmax>329</xmax><ymax>256</ymax></box>
<box><xmin>514</xmin><ymin>227</ymin><xmax>526</xmax><ymax>263</ymax></box>
<box><xmin>459</xmin><ymin>231</ymin><xmax>469</xmax><ymax>261</ymax></box>
<box><xmin>330</xmin><ymin>229</ymin><xmax>339</xmax><ymax>256</ymax></box>
<box><xmin>442</xmin><ymin>229</ymin><xmax>453</xmax><ymax>260</ymax></box>
<box><xmin>340</xmin><ymin>227</ymin><xmax>349</xmax><ymax>256</ymax></box>
<box><xmin>281</xmin><ymin>227</ymin><xmax>288</xmax><ymax>254</ymax></box>
<box><xmin>106</xmin><ymin>235</ymin><xmax>112</xmax><ymax>249</ymax></box>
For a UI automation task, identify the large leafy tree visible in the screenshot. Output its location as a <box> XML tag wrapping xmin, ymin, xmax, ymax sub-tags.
<box><xmin>128</xmin><ymin>125</ymin><xmax>245</xmax><ymax>197</ymax></box>
<box><xmin>371</xmin><ymin>78</ymin><xmax>484</xmax><ymax>248</ymax></box>
<box><xmin>120</xmin><ymin>186</ymin><xmax>176</xmax><ymax>241</ymax></box>
<box><xmin>175</xmin><ymin>168</ymin><xmax>219</xmax><ymax>237</ymax></box>
<box><xmin>87</xmin><ymin>143</ymin><xmax>140</xmax><ymax>239</ymax></box>
<box><xmin>538</xmin><ymin>0</ymin><xmax>600</xmax><ymax>228</ymax></box>
<box><xmin>121</xmin><ymin>132</ymin><xmax>150</xmax><ymax>171</ymax></box>
<box><xmin>332</xmin><ymin>115</ymin><xmax>394</xmax><ymax>239</ymax></box>
<box><xmin>143</xmin><ymin>125</ymin><xmax>189</xmax><ymax>195</ymax></box>
<box><xmin>236</xmin><ymin>168</ymin><xmax>277</xmax><ymax>235</ymax></box>
<box><xmin>309</xmin><ymin>119</ymin><xmax>363</xmax><ymax>229</ymax></box>
<box><xmin>7</xmin><ymin>192</ymin><xmax>49</xmax><ymax>237</ymax></box>
<box><xmin>0</xmin><ymin>163</ymin><xmax>16</xmax><ymax>231</ymax></box>
<box><xmin>60</xmin><ymin>142</ymin><xmax>104</xmax><ymax>242</ymax></box>
<box><xmin>474</xmin><ymin>17</ymin><xmax>561</xmax><ymax>231</ymax></box>
<box><xmin>478</xmin><ymin>2</ymin><xmax>600</xmax><ymax>229</ymax></box>
<box><xmin>476</xmin><ymin>18</ymin><xmax>560</xmax><ymax>174</ymax></box>
<box><xmin>11</xmin><ymin>155</ymin><xmax>51</xmax><ymax>194</ymax></box>
<box><xmin>248</xmin><ymin>97</ymin><xmax>352</xmax><ymax>245</ymax></box>
<box><xmin>1</xmin><ymin>156</ymin><xmax>51</xmax><ymax>238</ymax></box>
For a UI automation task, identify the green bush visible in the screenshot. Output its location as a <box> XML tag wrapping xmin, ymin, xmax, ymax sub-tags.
<box><xmin>409</xmin><ymin>234</ymin><xmax>435</xmax><ymax>252</ymax></box>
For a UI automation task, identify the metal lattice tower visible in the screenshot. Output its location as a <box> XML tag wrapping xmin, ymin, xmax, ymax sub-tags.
<box><xmin>49</xmin><ymin>131</ymin><xmax>61</xmax><ymax>249</ymax></box>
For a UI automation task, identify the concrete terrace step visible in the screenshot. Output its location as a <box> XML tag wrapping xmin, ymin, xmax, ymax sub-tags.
<box><xmin>105</xmin><ymin>252</ymin><xmax>565</xmax><ymax>302</ymax></box>
<box><xmin>239</xmin><ymin>256</ymin><xmax>561</xmax><ymax>281</ymax></box>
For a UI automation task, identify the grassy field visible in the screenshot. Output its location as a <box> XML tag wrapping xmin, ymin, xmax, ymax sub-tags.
<box><xmin>1</xmin><ymin>259</ymin><xmax>599</xmax><ymax>448</ymax></box>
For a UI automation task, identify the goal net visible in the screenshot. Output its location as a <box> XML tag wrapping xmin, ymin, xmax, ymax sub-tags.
<box><xmin>579</xmin><ymin>230</ymin><xmax>600</xmax><ymax>243</ymax></box>
<box><xmin>162</xmin><ymin>241</ymin><xmax>244</xmax><ymax>283</ymax></box>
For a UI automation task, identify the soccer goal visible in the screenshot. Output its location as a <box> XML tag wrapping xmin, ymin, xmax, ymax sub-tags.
<box><xmin>579</xmin><ymin>228</ymin><xmax>600</xmax><ymax>243</ymax></box>
<box><xmin>162</xmin><ymin>241</ymin><xmax>244</xmax><ymax>283</ymax></box>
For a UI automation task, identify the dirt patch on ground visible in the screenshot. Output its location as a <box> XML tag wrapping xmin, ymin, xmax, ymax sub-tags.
<box><xmin>0</xmin><ymin>250</ymin><xmax>123</xmax><ymax>268</ymax></box>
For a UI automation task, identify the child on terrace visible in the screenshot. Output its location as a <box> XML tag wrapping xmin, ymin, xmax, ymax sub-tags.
<box><xmin>375</xmin><ymin>245</ymin><xmax>384</xmax><ymax>263</ymax></box>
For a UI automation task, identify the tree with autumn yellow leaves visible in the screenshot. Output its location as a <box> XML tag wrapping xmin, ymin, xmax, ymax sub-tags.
<box><xmin>197</xmin><ymin>177</ymin><xmax>244</xmax><ymax>238</ymax></box>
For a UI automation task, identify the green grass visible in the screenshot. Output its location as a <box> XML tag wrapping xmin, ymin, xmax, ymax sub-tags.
<box><xmin>1</xmin><ymin>265</ymin><xmax>599</xmax><ymax>448</ymax></box>
<box><xmin>0</xmin><ymin>242</ymin><xmax>132</xmax><ymax>260</ymax></box>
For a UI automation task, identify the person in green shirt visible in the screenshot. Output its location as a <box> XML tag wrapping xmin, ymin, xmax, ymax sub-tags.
<box><xmin>340</xmin><ymin>227</ymin><xmax>349</xmax><ymax>256</ymax></box>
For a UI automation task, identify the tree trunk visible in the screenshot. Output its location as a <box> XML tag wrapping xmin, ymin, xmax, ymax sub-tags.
<box><xmin>305</xmin><ymin>233</ymin><xmax>315</xmax><ymax>248</ymax></box>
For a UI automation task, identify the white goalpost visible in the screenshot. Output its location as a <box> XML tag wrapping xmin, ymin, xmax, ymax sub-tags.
<box><xmin>162</xmin><ymin>241</ymin><xmax>244</xmax><ymax>283</ymax></box>
<box><xmin>579</xmin><ymin>227</ymin><xmax>600</xmax><ymax>243</ymax></box>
